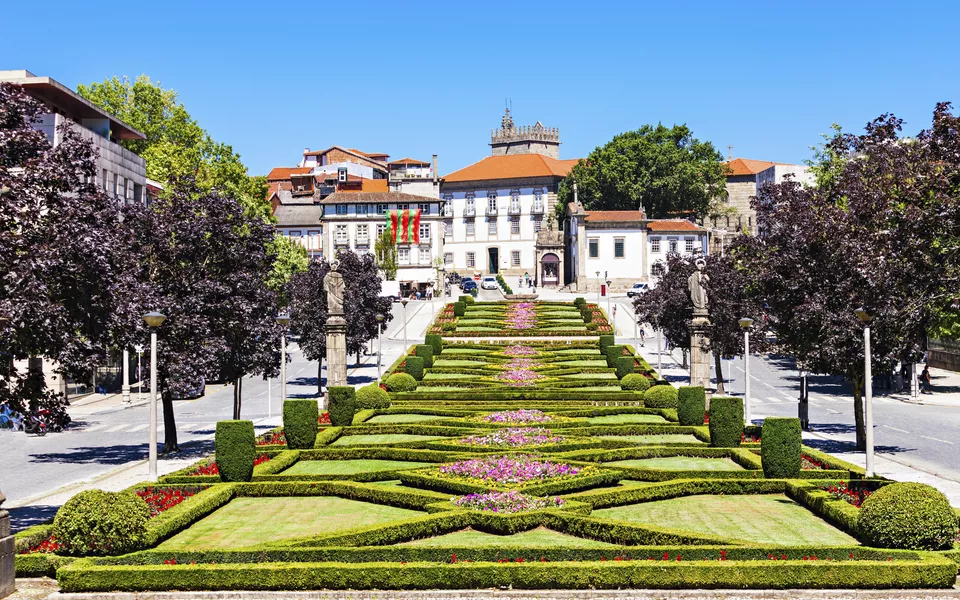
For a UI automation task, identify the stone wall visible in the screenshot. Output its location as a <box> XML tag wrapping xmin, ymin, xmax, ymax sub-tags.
<box><xmin>0</xmin><ymin>491</ymin><xmax>13</xmax><ymax>598</ymax></box>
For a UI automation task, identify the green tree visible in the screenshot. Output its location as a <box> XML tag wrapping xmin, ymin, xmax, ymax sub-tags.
<box><xmin>265</xmin><ymin>234</ymin><xmax>309</xmax><ymax>307</ymax></box>
<box><xmin>556</xmin><ymin>124</ymin><xmax>727</xmax><ymax>220</ymax></box>
<box><xmin>77</xmin><ymin>75</ymin><xmax>269</xmax><ymax>220</ymax></box>
<box><xmin>374</xmin><ymin>230</ymin><xmax>398</xmax><ymax>280</ymax></box>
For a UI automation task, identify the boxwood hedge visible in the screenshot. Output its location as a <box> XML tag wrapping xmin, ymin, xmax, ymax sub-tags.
<box><xmin>677</xmin><ymin>386</ymin><xmax>706</xmax><ymax>426</ymax></box>
<box><xmin>215</xmin><ymin>420</ymin><xmax>255</xmax><ymax>482</ymax></box>
<box><xmin>643</xmin><ymin>385</ymin><xmax>678</xmax><ymax>409</ymax></box>
<box><xmin>327</xmin><ymin>386</ymin><xmax>357</xmax><ymax>427</ymax></box>
<box><xmin>761</xmin><ymin>417</ymin><xmax>801</xmax><ymax>478</ymax></box>
<box><xmin>708</xmin><ymin>396</ymin><xmax>743</xmax><ymax>448</ymax></box>
<box><xmin>283</xmin><ymin>399</ymin><xmax>319</xmax><ymax>449</ymax></box>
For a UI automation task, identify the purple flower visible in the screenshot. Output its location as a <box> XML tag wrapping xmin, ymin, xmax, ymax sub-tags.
<box><xmin>452</xmin><ymin>490</ymin><xmax>565</xmax><ymax>513</ymax></box>
<box><xmin>437</xmin><ymin>455</ymin><xmax>584</xmax><ymax>484</ymax></box>
<box><xmin>458</xmin><ymin>427</ymin><xmax>565</xmax><ymax>448</ymax></box>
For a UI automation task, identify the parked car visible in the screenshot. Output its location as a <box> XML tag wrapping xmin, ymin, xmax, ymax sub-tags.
<box><xmin>626</xmin><ymin>282</ymin><xmax>650</xmax><ymax>298</ymax></box>
<box><xmin>171</xmin><ymin>377</ymin><xmax>205</xmax><ymax>400</ymax></box>
<box><xmin>460</xmin><ymin>279</ymin><xmax>478</xmax><ymax>293</ymax></box>
<box><xmin>481</xmin><ymin>276</ymin><xmax>499</xmax><ymax>290</ymax></box>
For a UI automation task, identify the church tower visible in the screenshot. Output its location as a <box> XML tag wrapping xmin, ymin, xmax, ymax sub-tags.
<box><xmin>489</xmin><ymin>108</ymin><xmax>561</xmax><ymax>159</ymax></box>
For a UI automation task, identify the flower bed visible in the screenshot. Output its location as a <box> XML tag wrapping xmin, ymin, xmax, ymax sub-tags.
<box><xmin>19</xmin><ymin>536</ymin><xmax>62</xmax><ymax>555</ymax></box>
<box><xmin>257</xmin><ymin>431</ymin><xmax>286</xmax><ymax>446</ymax></box>
<box><xmin>470</xmin><ymin>409</ymin><xmax>560</xmax><ymax>425</ymax></box>
<box><xmin>458</xmin><ymin>428</ymin><xmax>565</xmax><ymax>448</ymax></box>
<box><xmin>187</xmin><ymin>454</ymin><xmax>271</xmax><ymax>477</ymax></box>
<box><xmin>452</xmin><ymin>490</ymin><xmax>566</xmax><ymax>513</ymax></box>
<box><xmin>802</xmin><ymin>454</ymin><xmax>829</xmax><ymax>470</ymax></box>
<box><xmin>503</xmin><ymin>345</ymin><xmax>538</xmax><ymax>357</ymax></box>
<box><xmin>819</xmin><ymin>481</ymin><xmax>872</xmax><ymax>507</ymax></box>
<box><xmin>136</xmin><ymin>486</ymin><xmax>201</xmax><ymax>517</ymax></box>
<box><xmin>505</xmin><ymin>303</ymin><xmax>537</xmax><ymax>330</ymax></box>
<box><xmin>437</xmin><ymin>455</ymin><xmax>590</xmax><ymax>486</ymax></box>
<box><xmin>495</xmin><ymin>369</ymin><xmax>545</xmax><ymax>387</ymax></box>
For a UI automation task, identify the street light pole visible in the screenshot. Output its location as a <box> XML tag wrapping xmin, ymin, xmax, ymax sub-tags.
<box><xmin>654</xmin><ymin>318</ymin><xmax>662</xmax><ymax>375</ymax></box>
<box><xmin>376</xmin><ymin>313</ymin><xmax>385</xmax><ymax>382</ymax></box>
<box><xmin>276</xmin><ymin>314</ymin><xmax>290</xmax><ymax>408</ymax></box>
<box><xmin>122</xmin><ymin>348</ymin><xmax>131</xmax><ymax>403</ymax></box>
<box><xmin>595</xmin><ymin>271</ymin><xmax>600</xmax><ymax>305</ymax></box>
<box><xmin>856</xmin><ymin>308</ymin><xmax>875</xmax><ymax>477</ymax></box>
<box><xmin>606</xmin><ymin>279</ymin><xmax>612</xmax><ymax>330</ymax></box>
<box><xmin>401</xmin><ymin>299</ymin><xmax>409</xmax><ymax>352</ymax></box>
<box><xmin>142</xmin><ymin>311</ymin><xmax>166</xmax><ymax>481</ymax></box>
<box><xmin>739</xmin><ymin>318</ymin><xmax>754</xmax><ymax>425</ymax></box>
<box><xmin>136</xmin><ymin>346</ymin><xmax>143</xmax><ymax>404</ymax></box>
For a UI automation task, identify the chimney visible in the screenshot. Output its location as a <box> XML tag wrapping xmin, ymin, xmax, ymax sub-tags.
<box><xmin>432</xmin><ymin>154</ymin><xmax>438</xmax><ymax>183</ymax></box>
<box><xmin>304</xmin><ymin>147</ymin><xmax>310</xmax><ymax>155</ymax></box>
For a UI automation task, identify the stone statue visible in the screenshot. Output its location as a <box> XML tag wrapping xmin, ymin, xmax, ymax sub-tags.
<box><xmin>688</xmin><ymin>258</ymin><xmax>709</xmax><ymax>312</ymax></box>
<box><xmin>324</xmin><ymin>260</ymin><xmax>345</xmax><ymax>315</ymax></box>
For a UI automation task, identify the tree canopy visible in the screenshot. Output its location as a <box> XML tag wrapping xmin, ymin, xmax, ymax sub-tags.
<box><xmin>557</xmin><ymin>124</ymin><xmax>727</xmax><ymax>220</ymax></box>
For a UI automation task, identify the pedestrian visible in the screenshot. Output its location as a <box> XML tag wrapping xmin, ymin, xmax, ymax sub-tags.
<box><xmin>426</xmin><ymin>286</ymin><xmax>433</xmax><ymax>301</ymax></box>
<box><xmin>920</xmin><ymin>365</ymin><xmax>933</xmax><ymax>394</ymax></box>
<box><xmin>639</xmin><ymin>327</ymin><xmax>646</xmax><ymax>347</ymax></box>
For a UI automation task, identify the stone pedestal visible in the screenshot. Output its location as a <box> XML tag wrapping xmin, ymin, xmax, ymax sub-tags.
<box><xmin>325</xmin><ymin>313</ymin><xmax>348</xmax><ymax>409</ymax></box>
<box><xmin>0</xmin><ymin>491</ymin><xmax>14</xmax><ymax>599</ymax></box>
<box><xmin>689</xmin><ymin>310</ymin><xmax>713</xmax><ymax>393</ymax></box>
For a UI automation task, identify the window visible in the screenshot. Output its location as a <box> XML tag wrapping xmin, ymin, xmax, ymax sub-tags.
<box><xmin>376</xmin><ymin>224</ymin><xmax>386</xmax><ymax>238</ymax></box>
<box><xmin>511</xmin><ymin>250</ymin><xmax>521</xmax><ymax>267</ymax></box>
<box><xmin>533</xmin><ymin>189</ymin><xmax>544</xmax><ymax>212</ymax></box>
<box><xmin>588</xmin><ymin>238</ymin><xmax>599</xmax><ymax>258</ymax></box>
<box><xmin>289</xmin><ymin>230</ymin><xmax>302</xmax><ymax>246</ymax></box>
<box><xmin>534</xmin><ymin>215</ymin><xmax>543</xmax><ymax>233</ymax></box>
<box><xmin>418</xmin><ymin>203</ymin><xmax>430</xmax><ymax>213</ymax></box>
<box><xmin>334</xmin><ymin>204</ymin><xmax>347</xmax><ymax>215</ymax></box>
<box><xmin>356</xmin><ymin>204</ymin><xmax>369</xmax><ymax>215</ymax></box>
<box><xmin>510</xmin><ymin>216</ymin><xmax>520</xmax><ymax>234</ymax></box>
<box><xmin>465</xmin><ymin>220</ymin><xmax>475</xmax><ymax>236</ymax></box>
<box><xmin>419</xmin><ymin>247</ymin><xmax>431</xmax><ymax>264</ymax></box>
<box><xmin>444</xmin><ymin>222</ymin><xmax>452</xmax><ymax>239</ymax></box>
<box><xmin>487</xmin><ymin>192</ymin><xmax>497</xmax><ymax>212</ymax></box>
<box><xmin>444</xmin><ymin>252</ymin><xmax>453</xmax><ymax>265</ymax></box>
<box><xmin>614</xmin><ymin>238</ymin><xmax>625</xmax><ymax>258</ymax></box>
<box><xmin>510</xmin><ymin>190</ymin><xmax>520</xmax><ymax>212</ymax></box>
<box><xmin>419</xmin><ymin>223</ymin><xmax>430</xmax><ymax>241</ymax></box>
<box><xmin>466</xmin><ymin>252</ymin><xmax>476</xmax><ymax>268</ymax></box>
<box><xmin>669</xmin><ymin>239</ymin><xmax>678</xmax><ymax>253</ymax></box>
<box><xmin>685</xmin><ymin>238</ymin><xmax>694</xmax><ymax>252</ymax></box>
<box><xmin>651</xmin><ymin>238</ymin><xmax>661</xmax><ymax>253</ymax></box>
<box><xmin>377</xmin><ymin>203</ymin><xmax>388</xmax><ymax>214</ymax></box>
<box><xmin>398</xmin><ymin>248</ymin><xmax>410</xmax><ymax>264</ymax></box>
<box><xmin>465</xmin><ymin>194</ymin><xmax>475</xmax><ymax>215</ymax></box>
<box><xmin>335</xmin><ymin>225</ymin><xmax>348</xmax><ymax>244</ymax></box>
<box><xmin>652</xmin><ymin>263</ymin><xmax>665</xmax><ymax>277</ymax></box>
<box><xmin>488</xmin><ymin>218</ymin><xmax>497</xmax><ymax>235</ymax></box>
<box><xmin>356</xmin><ymin>224</ymin><xmax>369</xmax><ymax>244</ymax></box>
<box><xmin>307</xmin><ymin>230</ymin><xmax>321</xmax><ymax>250</ymax></box>
<box><xmin>397</xmin><ymin>203</ymin><xmax>409</xmax><ymax>211</ymax></box>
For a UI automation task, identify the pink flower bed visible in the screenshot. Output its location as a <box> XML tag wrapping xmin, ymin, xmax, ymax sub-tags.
<box><xmin>452</xmin><ymin>490</ymin><xmax>565</xmax><ymax>513</ymax></box>
<box><xmin>495</xmin><ymin>369</ymin><xmax>544</xmax><ymax>387</ymax></box>
<box><xmin>437</xmin><ymin>455</ymin><xmax>586</xmax><ymax>485</ymax></box>
<box><xmin>475</xmin><ymin>409</ymin><xmax>555</xmax><ymax>424</ymax></box>
<box><xmin>503</xmin><ymin>344</ymin><xmax>538</xmax><ymax>356</ymax></box>
<box><xmin>458</xmin><ymin>427</ymin><xmax>565</xmax><ymax>448</ymax></box>
<box><xmin>505</xmin><ymin>302</ymin><xmax>537</xmax><ymax>330</ymax></box>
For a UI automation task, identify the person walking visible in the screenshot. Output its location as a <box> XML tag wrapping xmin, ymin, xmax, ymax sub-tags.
<box><xmin>920</xmin><ymin>365</ymin><xmax>933</xmax><ymax>394</ymax></box>
<box><xmin>639</xmin><ymin>326</ymin><xmax>646</xmax><ymax>347</ymax></box>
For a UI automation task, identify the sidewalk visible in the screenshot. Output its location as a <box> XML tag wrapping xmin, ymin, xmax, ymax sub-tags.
<box><xmin>887</xmin><ymin>365</ymin><xmax>960</xmax><ymax>408</ymax></box>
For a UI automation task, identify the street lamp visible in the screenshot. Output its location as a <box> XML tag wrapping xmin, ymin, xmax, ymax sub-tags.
<box><xmin>401</xmin><ymin>298</ymin><xmax>409</xmax><ymax>352</ymax></box>
<box><xmin>376</xmin><ymin>314</ymin><xmax>385</xmax><ymax>382</ymax></box>
<box><xmin>653</xmin><ymin>316</ymin><xmax>662</xmax><ymax>375</ymax></box>
<box><xmin>739</xmin><ymin>317</ymin><xmax>754</xmax><ymax>425</ymax></box>
<box><xmin>605</xmin><ymin>279</ymin><xmax>612</xmax><ymax>331</ymax></box>
<box><xmin>595</xmin><ymin>271</ymin><xmax>601</xmax><ymax>304</ymax></box>
<box><xmin>142</xmin><ymin>311</ymin><xmax>166</xmax><ymax>481</ymax></box>
<box><xmin>122</xmin><ymin>347</ymin><xmax>131</xmax><ymax>404</ymax></box>
<box><xmin>135</xmin><ymin>345</ymin><xmax>144</xmax><ymax>404</ymax></box>
<box><xmin>276</xmin><ymin>314</ymin><xmax>290</xmax><ymax>409</ymax></box>
<box><xmin>855</xmin><ymin>307</ymin><xmax>875</xmax><ymax>477</ymax></box>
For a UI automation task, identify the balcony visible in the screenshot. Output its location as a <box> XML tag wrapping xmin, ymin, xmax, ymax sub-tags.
<box><xmin>443</xmin><ymin>205</ymin><xmax>454</xmax><ymax>217</ymax></box>
<box><xmin>485</xmin><ymin>206</ymin><xmax>498</xmax><ymax>216</ymax></box>
<box><xmin>355</xmin><ymin>236</ymin><xmax>370</xmax><ymax>246</ymax></box>
<box><xmin>531</xmin><ymin>203</ymin><xmax>545</xmax><ymax>215</ymax></box>
<box><xmin>465</xmin><ymin>206</ymin><xmax>476</xmax><ymax>217</ymax></box>
<box><xmin>334</xmin><ymin>237</ymin><xmax>350</xmax><ymax>247</ymax></box>
<box><xmin>508</xmin><ymin>204</ymin><xmax>522</xmax><ymax>215</ymax></box>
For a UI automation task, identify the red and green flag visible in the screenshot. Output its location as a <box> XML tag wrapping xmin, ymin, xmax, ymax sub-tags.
<box><xmin>386</xmin><ymin>209</ymin><xmax>421</xmax><ymax>244</ymax></box>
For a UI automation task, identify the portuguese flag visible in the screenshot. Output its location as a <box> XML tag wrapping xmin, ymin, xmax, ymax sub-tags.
<box><xmin>386</xmin><ymin>209</ymin><xmax>421</xmax><ymax>244</ymax></box>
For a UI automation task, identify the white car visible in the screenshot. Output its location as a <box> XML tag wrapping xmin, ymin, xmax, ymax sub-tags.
<box><xmin>481</xmin><ymin>276</ymin><xmax>499</xmax><ymax>290</ymax></box>
<box><xmin>626</xmin><ymin>282</ymin><xmax>650</xmax><ymax>298</ymax></box>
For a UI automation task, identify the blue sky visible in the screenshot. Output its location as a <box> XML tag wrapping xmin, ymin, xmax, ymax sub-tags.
<box><xmin>2</xmin><ymin>1</ymin><xmax>957</xmax><ymax>177</ymax></box>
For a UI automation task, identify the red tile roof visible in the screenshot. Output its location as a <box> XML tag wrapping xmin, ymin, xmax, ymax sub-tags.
<box><xmin>725</xmin><ymin>158</ymin><xmax>782</xmax><ymax>176</ymax></box>
<box><xmin>444</xmin><ymin>154</ymin><xmax>579</xmax><ymax>183</ymax></box>
<box><xmin>389</xmin><ymin>157</ymin><xmax>431</xmax><ymax>167</ymax></box>
<box><xmin>647</xmin><ymin>220</ymin><xmax>703</xmax><ymax>232</ymax></box>
<box><xmin>267</xmin><ymin>166</ymin><xmax>312</xmax><ymax>181</ymax></box>
<box><xmin>584</xmin><ymin>210</ymin><xmax>645</xmax><ymax>223</ymax></box>
<box><xmin>349</xmin><ymin>149</ymin><xmax>390</xmax><ymax>160</ymax></box>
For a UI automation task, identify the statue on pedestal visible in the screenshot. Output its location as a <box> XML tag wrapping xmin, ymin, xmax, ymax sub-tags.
<box><xmin>323</xmin><ymin>260</ymin><xmax>348</xmax><ymax>399</ymax></box>
<box><xmin>688</xmin><ymin>258</ymin><xmax>709</xmax><ymax>314</ymax></box>
<box><xmin>687</xmin><ymin>258</ymin><xmax>712</xmax><ymax>392</ymax></box>
<box><xmin>324</xmin><ymin>260</ymin><xmax>345</xmax><ymax>316</ymax></box>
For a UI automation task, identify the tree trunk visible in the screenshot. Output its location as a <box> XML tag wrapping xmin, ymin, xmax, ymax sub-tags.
<box><xmin>681</xmin><ymin>349</ymin><xmax>688</xmax><ymax>370</ymax></box>
<box><xmin>161</xmin><ymin>391</ymin><xmax>179</xmax><ymax>453</ymax></box>
<box><xmin>714</xmin><ymin>352</ymin><xmax>725</xmax><ymax>395</ymax></box>
<box><xmin>851</xmin><ymin>375</ymin><xmax>866</xmax><ymax>451</ymax></box>
<box><xmin>317</xmin><ymin>357</ymin><xmax>324</xmax><ymax>397</ymax></box>
<box><xmin>232</xmin><ymin>377</ymin><xmax>242</xmax><ymax>420</ymax></box>
<box><xmin>357</xmin><ymin>350</ymin><xmax>362</xmax><ymax>368</ymax></box>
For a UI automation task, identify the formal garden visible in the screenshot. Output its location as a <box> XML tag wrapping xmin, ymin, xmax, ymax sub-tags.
<box><xmin>12</xmin><ymin>300</ymin><xmax>960</xmax><ymax>592</ymax></box>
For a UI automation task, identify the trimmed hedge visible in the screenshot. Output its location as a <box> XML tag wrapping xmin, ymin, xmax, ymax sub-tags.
<box><xmin>404</xmin><ymin>355</ymin><xmax>425</xmax><ymax>380</ymax></box>
<box><xmin>605</xmin><ymin>345</ymin><xmax>624</xmax><ymax>367</ymax></box>
<box><xmin>581</xmin><ymin>308</ymin><xmax>593</xmax><ymax>324</ymax></box>
<box><xmin>677</xmin><ymin>386</ymin><xmax>706</xmax><ymax>426</ymax></box>
<box><xmin>425</xmin><ymin>333</ymin><xmax>443</xmax><ymax>356</ymax></box>
<box><xmin>327</xmin><ymin>386</ymin><xmax>357</xmax><ymax>427</ymax></box>
<box><xmin>761</xmin><ymin>417</ymin><xmax>801</xmax><ymax>478</ymax></box>
<box><xmin>215</xmin><ymin>420</ymin><xmax>255</xmax><ymax>482</ymax></box>
<box><xmin>356</xmin><ymin>383</ymin><xmax>390</xmax><ymax>410</ymax></box>
<box><xmin>283</xmin><ymin>399</ymin><xmax>319</xmax><ymax>449</ymax></box>
<box><xmin>599</xmin><ymin>335</ymin><xmax>615</xmax><ymax>355</ymax></box>
<box><xmin>52</xmin><ymin>489</ymin><xmax>151</xmax><ymax>556</ymax></box>
<box><xmin>620</xmin><ymin>373</ymin><xmax>651</xmax><ymax>392</ymax></box>
<box><xmin>857</xmin><ymin>482</ymin><xmax>958</xmax><ymax>550</ymax></box>
<box><xmin>453</xmin><ymin>302</ymin><xmax>466</xmax><ymax>317</ymax></box>
<box><xmin>415</xmin><ymin>344</ymin><xmax>435</xmax><ymax>368</ymax></box>
<box><xmin>616</xmin><ymin>356</ymin><xmax>634</xmax><ymax>379</ymax></box>
<box><xmin>385</xmin><ymin>372</ymin><xmax>418</xmax><ymax>392</ymax></box>
<box><xmin>708</xmin><ymin>396</ymin><xmax>743</xmax><ymax>448</ymax></box>
<box><xmin>643</xmin><ymin>385</ymin><xmax>678</xmax><ymax>409</ymax></box>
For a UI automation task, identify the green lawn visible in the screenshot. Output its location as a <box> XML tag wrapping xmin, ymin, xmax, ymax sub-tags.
<box><xmin>365</xmin><ymin>414</ymin><xmax>456</xmax><ymax>424</ymax></box>
<box><xmin>552</xmin><ymin>349</ymin><xmax>602</xmax><ymax>355</ymax></box>
<box><xmin>598</xmin><ymin>434</ymin><xmax>703</xmax><ymax>445</ymax></box>
<box><xmin>423</xmin><ymin>373</ymin><xmax>475</xmax><ymax>380</ymax></box>
<box><xmin>433</xmin><ymin>359</ymin><xmax>491</xmax><ymax>367</ymax></box>
<box><xmin>608</xmin><ymin>457</ymin><xmax>745</xmax><ymax>471</ymax></box>
<box><xmin>553</xmin><ymin>360</ymin><xmax>609</xmax><ymax>367</ymax></box>
<box><xmin>159</xmin><ymin>497</ymin><xmax>423</xmax><ymax>549</ymax></box>
<box><xmin>586</xmin><ymin>414</ymin><xmax>669</xmax><ymax>425</ymax></box>
<box><xmin>594</xmin><ymin>494</ymin><xmax>857</xmax><ymax>546</ymax></box>
<box><xmin>559</xmin><ymin>373</ymin><xmax>618</xmax><ymax>380</ymax></box>
<box><xmin>331</xmin><ymin>434</ymin><xmax>448</xmax><ymax>446</ymax></box>
<box><xmin>439</xmin><ymin>348</ymin><xmax>491</xmax><ymax>355</ymax></box>
<box><xmin>282</xmin><ymin>459</ymin><xmax>432</xmax><ymax>475</ymax></box>
<box><xmin>402</xmin><ymin>526</ymin><xmax>615</xmax><ymax>548</ymax></box>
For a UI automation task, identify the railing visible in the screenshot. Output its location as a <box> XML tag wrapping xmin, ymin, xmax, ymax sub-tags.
<box><xmin>508</xmin><ymin>204</ymin><xmax>522</xmax><ymax>215</ymax></box>
<box><xmin>486</xmin><ymin>206</ymin><xmax>498</xmax><ymax>216</ymax></box>
<box><xmin>531</xmin><ymin>204</ymin><xmax>545</xmax><ymax>214</ymax></box>
<box><xmin>443</xmin><ymin>206</ymin><xmax>454</xmax><ymax>217</ymax></box>
<box><xmin>355</xmin><ymin>236</ymin><xmax>369</xmax><ymax>245</ymax></box>
<box><xmin>334</xmin><ymin>237</ymin><xmax>350</xmax><ymax>246</ymax></box>
<box><xmin>465</xmin><ymin>206</ymin><xmax>476</xmax><ymax>217</ymax></box>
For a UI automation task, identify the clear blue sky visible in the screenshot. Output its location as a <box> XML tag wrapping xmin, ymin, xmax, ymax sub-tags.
<box><xmin>2</xmin><ymin>1</ymin><xmax>957</xmax><ymax>177</ymax></box>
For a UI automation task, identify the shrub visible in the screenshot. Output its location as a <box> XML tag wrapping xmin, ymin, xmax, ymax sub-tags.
<box><xmin>677</xmin><ymin>386</ymin><xmax>706</xmax><ymax>426</ymax></box>
<box><xmin>605</xmin><ymin>345</ymin><xmax>625</xmax><ymax>367</ymax></box>
<box><xmin>425</xmin><ymin>333</ymin><xmax>443</xmax><ymax>356</ymax></box>
<box><xmin>581</xmin><ymin>308</ymin><xmax>593</xmax><ymax>323</ymax></box>
<box><xmin>708</xmin><ymin>396</ymin><xmax>743</xmax><ymax>448</ymax></box>
<box><xmin>385</xmin><ymin>372</ymin><xmax>417</xmax><ymax>392</ymax></box>
<box><xmin>441</xmin><ymin>322</ymin><xmax>456</xmax><ymax>332</ymax></box>
<box><xmin>573</xmin><ymin>297</ymin><xmax>586</xmax><ymax>308</ymax></box>
<box><xmin>616</xmin><ymin>356</ymin><xmax>634</xmax><ymax>379</ymax></box>
<box><xmin>52</xmin><ymin>490</ymin><xmax>150</xmax><ymax>556</ymax></box>
<box><xmin>761</xmin><ymin>417</ymin><xmax>801</xmax><ymax>478</ymax></box>
<box><xmin>327</xmin><ymin>386</ymin><xmax>357</xmax><ymax>427</ymax></box>
<box><xmin>599</xmin><ymin>335</ymin><xmax>615</xmax><ymax>355</ymax></box>
<box><xmin>620</xmin><ymin>373</ymin><xmax>651</xmax><ymax>392</ymax></box>
<box><xmin>214</xmin><ymin>420</ymin><xmax>255</xmax><ymax>482</ymax></box>
<box><xmin>404</xmin><ymin>355</ymin><xmax>425</xmax><ymax>380</ymax></box>
<box><xmin>453</xmin><ymin>302</ymin><xmax>466</xmax><ymax>317</ymax></box>
<box><xmin>644</xmin><ymin>384</ymin><xmax>678</xmax><ymax>408</ymax></box>
<box><xmin>415</xmin><ymin>344</ymin><xmax>434</xmax><ymax>368</ymax></box>
<box><xmin>356</xmin><ymin>383</ymin><xmax>390</xmax><ymax>410</ymax></box>
<box><xmin>459</xmin><ymin>294</ymin><xmax>475</xmax><ymax>304</ymax></box>
<box><xmin>283</xmin><ymin>399</ymin><xmax>319</xmax><ymax>449</ymax></box>
<box><xmin>585</xmin><ymin>322</ymin><xmax>598</xmax><ymax>331</ymax></box>
<box><xmin>858</xmin><ymin>482</ymin><xmax>958</xmax><ymax>550</ymax></box>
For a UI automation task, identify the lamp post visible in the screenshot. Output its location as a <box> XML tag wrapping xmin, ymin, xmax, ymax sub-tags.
<box><xmin>595</xmin><ymin>271</ymin><xmax>600</xmax><ymax>304</ymax></box>
<box><xmin>855</xmin><ymin>307</ymin><xmax>875</xmax><ymax>477</ymax></box>
<box><xmin>135</xmin><ymin>345</ymin><xmax>144</xmax><ymax>404</ymax></box>
<box><xmin>653</xmin><ymin>316</ymin><xmax>662</xmax><ymax>375</ymax></box>
<box><xmin>606</xmin><ymin>279</ymin><xmax>612</xmax><ymax>331</ymax></box>
<box><xmin>122</xmin><ymin>348</ymin><xmax>131</xmax><ymax>403</ymax></box>
<box><xmin>376</xmin><ymin>313</ymin><xmax>385</xmax><ymax>382</ymax></box>
<box><xmin>142</xmin><ymin>311</ymin><xmax>166</xmax><ymax>481</ymax></box>
<box><xmin>739</xmin><ymin>318</ymin><xmax>754</xmax><ymax>425</ymax></box>
<box><xmin>401</xmin><ymin>298</ymin><xmax>409</xmax><ymax>352</ymax></box>
<box><xmin>276</xmin><ymin>314</ymin><xmax>290</xmax><ymax>409</ymax></box>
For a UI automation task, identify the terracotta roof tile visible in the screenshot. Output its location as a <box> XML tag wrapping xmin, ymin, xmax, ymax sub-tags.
<box><xmin>443</xmin><ymin>154</ymin><xmax>579</xmax><ymax>183</ymax></box>
<box><xmin>725</xmin><ymin>158</ymin><xmax>785</xmax><ymax>176</ymax></box>
<box><xmin>584</xmin><ymin>210</ymin><xmax>645</xmax><ymax>223</ymax></box>
<box><xmin>389</xmin><ymin>157</ymin><xmax>431</xmax><ymax>166</ymax></box>
<box><xmin>319</xmin><ymin>191</ymin><xmax>440</xmax><ymax>205</ymax></box>
<box><xmin>647</xmin><ymin>220</ymin><xmax>703</xmax><ymax>232</ymax></box>
<box><xmin>267</xmin><ymin>166</ymin><xmax>312</xmax><ymax>181</ymax></box>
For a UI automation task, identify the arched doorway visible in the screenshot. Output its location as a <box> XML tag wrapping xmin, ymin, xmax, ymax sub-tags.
<box><xmin>540</xmin><ymin>253</ymin><xmax>559</xmax><ymax>286</ymax></box>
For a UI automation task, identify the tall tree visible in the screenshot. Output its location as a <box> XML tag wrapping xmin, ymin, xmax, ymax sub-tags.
<box><xmin>339</xmin><ymin>251</ymin><xmax>394</xmax><ymax>366</ymax></box>
<box><xmin>374</xmin><ymin>230</ymin><xmax>398</xmax><ymax>280</ymax></box>
<box><xmin>0</xmin><ymin>83</ymin><xmax>139</xmax><ymax>416</ymax></box>
<box><xmin>288</xmin><ymin>261</ymin><xmax>329</xmax><ymax>390</ymax></box>
<box><xmin>265</xmin><ymin>234</ymin><xmax>309</xmax><ymax>308</ymax></box>
<box><xmin>556</xmin><ymin>124</ymin><xmax>727</xmax><ymax>220</ymax></box>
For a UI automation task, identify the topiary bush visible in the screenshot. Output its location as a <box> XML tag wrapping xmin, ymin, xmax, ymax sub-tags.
<box><xmin>708</xmin><ymin>396</ymin><xmax>743</xmax><ymax>447</ymax></box>
<box><xmin>385</xmin><ymin>372</ymin><xmax>417</xmax><ymax>392</ymax></box>
<box><xmin>677</xmin><ymin>386</ymin><xmax>706</xmax><ymax>426</ymax></box>
<box><xmin>441</xmin><ymin>322</ymin><xmax>456</xmax><ymax>332</ymax></box>
<box><xmin>761</xmin><ymin>417</ymin><xmax>801</xmax><ymax>478</ymax></box>
<box><xmin>573</xmin><ymin>297</ymin><xmax>586</xmax><ymax>308</ymax></box>
<box><xmin>453</xmin><ymin>302</ymin><xmax>466</xmax><ymax>317</ymax></box>
<box><xmin>620</xmin><ymin>373</ymin><xmax>651</xmax><ymax>392</ymax></box>
<box><xmin>356</xmin><ymin>383</ymin><xmax>390</xmax><ymax>409</ymax></box>
<box><xmin>327</xmin><ymin>386</ymin><xmax>357</xmax><ymax>427</ymax></box>
<box><xmin>605</xmin><ymin>345</ymin><xmax>625</xmax><ymax>367</ymax></box>
<box><xmin>404</xmin><ymin>355</ymin><xmax>424</xmax><ymax>380</ymax></box>
<box><xmin>215</xmin><ymin>420</ymin><xmax>255</xmax><ymax>482</ymax></box>
<box><xmin>644</xmin><ymin>384</ymin><xmax>678</xmax><ymax>408</ymax></box>
<box><xmin>283</xmin><ymin>399</ymin><xmax>319</xmax><ymax>449</ymax></box>
<box><xmin>425</xmin><ymin>333</ymin><xmax>443</xmax><ymax>356</ymax></box>
<box><xmin>581</xmin><ymin>308</ymin><xmax>593</xmax><ymax>323</ymax></box>
<box><xmin>53</xmin><ymin>490</ymin><xmax>151</xmax><ymax>556</ymax></box>
<box><xmin>461</xmin><ymin>294</ymin><xmax>475</xmax><ymax>304</ymax></box>
<box><xmin>415</xmin><ymin>344</ymin><xmax>434</xmax><ymax>368</ymax></box>
<box><xmin>858</xmin><ymin>482</ymin><xmax>958</xmax><ymax>550</ymax></box>
<box><xmin>616</xmin><ymin>356</ymin><xmax>635</xmax><ymax>379</ymax></box>
<box><xmin>599</xmin><ymin>335</ymin><xmax>615</xmax><ymax>356</ymax></box>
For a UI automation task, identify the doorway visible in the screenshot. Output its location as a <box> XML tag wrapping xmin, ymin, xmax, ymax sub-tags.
<box><xmin>487</xmin><ymin>247</ymin><xmax>499</xmax><ymax>274</ymax></box>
